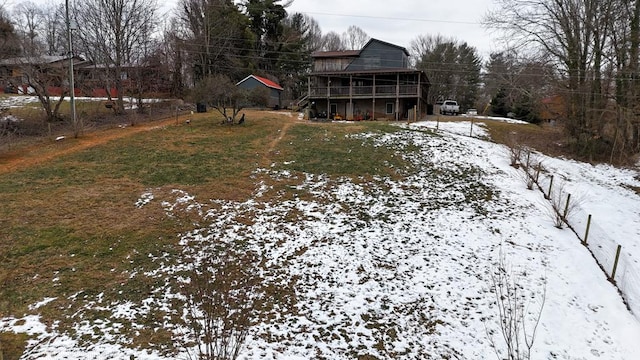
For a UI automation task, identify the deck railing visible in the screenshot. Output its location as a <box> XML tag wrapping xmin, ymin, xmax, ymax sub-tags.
<box><xmin>309</xmin><ymin>84</ymin><xmax>419</xmax><ymax>98</ymax></box>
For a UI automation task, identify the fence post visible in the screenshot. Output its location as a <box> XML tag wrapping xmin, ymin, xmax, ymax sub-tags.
<box><xmin>535</xmin><ymin>164</ymin><xmax>541</xmax><ymax>183</ymax></box>
<box><xmin>610</xmin><ymin>244</ymin><xmax>622</xmax><ymax>282</ymax></box>
<box><xmin>583</xmin><ymin>214</ymin><xmax>592</xmax><ymax>245</ymax></box>
<box><xmin>546</xmin><ymin>175</ymin><xmax>554</xmax><ymax>199</ymax></box>
<box><xmin>525</xmin><ymin>151</ymin><xmax>531</xmax><ymax>170</ymax></box>
<box><xmin>470</xmin><ymin>118</ymin><xmax>474</xmax><ymax>137</ymax></box>
<box><xmin>563</xmin><ymin>193</ymin><xmax>571</xmax><ymax>220</ymax></box>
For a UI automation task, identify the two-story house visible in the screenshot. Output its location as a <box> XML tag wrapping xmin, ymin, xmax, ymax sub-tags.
<box><xmin>307</xmin><ymin>38</ymin><xmax>429</xmax><ymax>121</ymax></box>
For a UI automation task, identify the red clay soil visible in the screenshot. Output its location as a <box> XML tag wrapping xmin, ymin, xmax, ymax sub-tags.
<box><xmin>0</xmin><ymin>115</ymin><xmax>188</xmax><ymax>175</ymax></box>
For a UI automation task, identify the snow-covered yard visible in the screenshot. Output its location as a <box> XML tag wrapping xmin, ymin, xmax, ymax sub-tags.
<box><xmin>1</xmin><ymin>117</ymin><xmax>639</xmax><ymax>359</ymax></box>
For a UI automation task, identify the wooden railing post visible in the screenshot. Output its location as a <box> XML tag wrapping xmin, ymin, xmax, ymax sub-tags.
<box><xmin>546</xmin><ymin>175</ymin><xmax>554</xmax><ymax>199</ymax></box>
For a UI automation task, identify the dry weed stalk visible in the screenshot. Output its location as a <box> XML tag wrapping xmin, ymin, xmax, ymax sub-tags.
<box><xmin>486</xmin><ymin>251</ymin><xmax>546</xmax><ymax>360</ymax></box>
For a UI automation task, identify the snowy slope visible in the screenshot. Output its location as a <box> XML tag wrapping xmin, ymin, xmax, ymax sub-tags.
<box><xmin>2</xmin><ymin>118</ymin><xmax>639</xmax><ymax>359</ymax></box>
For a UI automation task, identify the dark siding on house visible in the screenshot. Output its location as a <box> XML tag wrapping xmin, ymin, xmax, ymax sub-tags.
<box><xmin>237</xmin><ymin>77</ymin><xmax>281</xmax><ymax>108</ymax></box>
<box><xmin>236</xmin><ymin>77</ymin><xmax>262</xmax><ymax>91</ymax></box>
<box><xmin>346</xmin><ymin>40</ymin><xmax>409</xmax><ymax>71</ymax></box>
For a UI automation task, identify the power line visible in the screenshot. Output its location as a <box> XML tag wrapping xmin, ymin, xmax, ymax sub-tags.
<box><xmin>291</xmin><ymin>10</ymin><xmax>481</xmax><ymax>26</ymax></box>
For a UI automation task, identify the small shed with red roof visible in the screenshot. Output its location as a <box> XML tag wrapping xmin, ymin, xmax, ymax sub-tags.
<box><xmin>236</xmin><ymin>74</ymin><xmax>283</xmax><ymax>109</ymax></box>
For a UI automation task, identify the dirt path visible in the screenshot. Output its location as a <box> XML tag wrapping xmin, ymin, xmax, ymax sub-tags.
<box><xmin>260</xmin><ymin>112</ymin><xmax>304</xmax><ymax>167</ymax></box>
<box><xmin>0</xmin><ymin>115</ymin><xmax>188</xmax><ymax>175</ymax></box>
<box><xmin>267</xmin><ymin>121</ymin><xmax>293</xmax><ymax>153</ymax></box>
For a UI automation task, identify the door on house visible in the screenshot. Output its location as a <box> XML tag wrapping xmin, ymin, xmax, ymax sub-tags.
<box><xmin>386</xmin><ymin>102</ymin><xmax>394</xmax><ymax>115</ymax></box>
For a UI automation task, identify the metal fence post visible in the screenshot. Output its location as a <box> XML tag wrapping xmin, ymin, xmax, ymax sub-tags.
<box><xmin>563</xmin><ymin>193</ymin><xmax>571</xmax><ymax>220</ymax></box>
<box><xmin>583</xmin><ymin>214</ymin><xmax>592</xmax><ymax>245</ymax></box>
<box><xmin>611</xmin><ymin>244</ymin><xmax>622</xmax><ymax>282</ymax></box>
<box><xmin>546</xmin><ymin>175</ymin><xmax>554</xmax><ymax>199</ymax></box>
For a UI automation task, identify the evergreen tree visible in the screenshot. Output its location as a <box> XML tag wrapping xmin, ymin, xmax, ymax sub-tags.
<box><xmin>491</xmin><ymin>87</ymin><xmax>509</xmax><ymax>117</ymax></box>
<box><xmin>513</xmin><ymin>94</ymin><xmax>542</xmax><ymax>124</ymax></box>
<box><xmin>456</xmin><ymin>42</ymin><xmax>482</xmax><ymax>111</ymax></box>
<box><xmin>177</xmin><ymin>0</ymin><xmax>251</xmax><ymax>82</ymax></box>
<box><xmin>0</xmin><ymin>6</ymin><xmax>20</xmax><ymax>59</ymax></box>
<box><xmin>243</xmin><ymin>0</ymin><xmax>287</xmax><ymax>73</ymax></box>
<box><xmin>411</xmin><ymin>35</ymin><xmax>481</xmax><ymax>110</ymax></box>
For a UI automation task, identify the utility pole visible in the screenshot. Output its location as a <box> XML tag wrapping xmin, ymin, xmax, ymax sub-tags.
<box><xmin>66</xmin><ymin>0</ymin><xmax>79</xmax><ymax>137</ymax></box>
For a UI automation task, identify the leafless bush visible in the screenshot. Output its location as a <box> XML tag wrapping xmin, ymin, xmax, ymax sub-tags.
<box><xmin>177</xmin><ymin>245</ymin><xmax>262</xmax><ymax>360</ymax></box>
<box><xmin>515</xmin><ymin>151</ymin><xmax>542</xmax><ymax>191</ymax></box>
<box><xmin>516</xmin><ymin>167</ymin><xmax>536</xmax><ymax>191</ymax></box>
<box><xmin>504</xmin><ymin>132</ymin><xmax>530</xmax><ymax>169</ymax></box>
<box><xmin>506</xmin><ymin>142</ymin><xmax>525</xmax><ymax>168</ymax></box>
<box><xmin>486</xmin><ymin>251</ymin><xmax>546</xmax><ymax>360</ymax></box>
<box><xmin>546</xmin><ymin>181</ymin><xmax>583</xmax><ymax>229</ymax></box>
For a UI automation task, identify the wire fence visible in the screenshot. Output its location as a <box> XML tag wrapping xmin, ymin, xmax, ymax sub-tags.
<box><xmin>430</xmin><ymin>120</ymin><xmax>640</xmax><ymax>319</ymax></box>
<box><xmin>520</xmin><ymin>149</ymin><xmax>640</xmax><ymax>319</ymax></box>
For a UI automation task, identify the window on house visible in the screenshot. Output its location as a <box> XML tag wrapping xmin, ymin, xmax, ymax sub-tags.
<box><xmin>386</xmin><ymin>102</ymin><xmax>394</xmax><ymax>114</ymax></box>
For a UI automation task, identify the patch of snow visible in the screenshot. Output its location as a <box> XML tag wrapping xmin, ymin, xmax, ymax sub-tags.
<box><xmin>135</xmin><ymin>191</ymin><xmax>154</xmax><ymax>208</ymax></box>
<box><xmin>459</xmin><ymin>114</ymin><xmax>530</xmax><ymax>124</ymax></box>
<box><xmin>29</xmin><ymin>297</ymin><xmax>57</xmax><ymax>310</ymax></box>
<box><xmin>0</xmin><ymin>114</ymin><xmax>21</xmax><ymax>123</ymax></box>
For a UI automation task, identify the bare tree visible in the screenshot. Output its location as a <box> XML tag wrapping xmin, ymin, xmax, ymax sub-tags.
<box><xmin>190</xmin><ymin>74</ymin><xmax>255</xmax><ymax>123</ymax></box>
<box><xmin>2</xmin><ymin>2</ymin><xmax>73</xmax><ymax>125</ymax></box>
<box><xmin>129</xmin><ymin>20</ymin><xmax>161</xmax><ymax>116</ymax></box>
<box><xmin>15</xmin><ymin>56</ymin><xmax>69</xmax><ymax>123</ymax></box>
<box><xmin>75</xmin><ymin>0</ymin><xmax>158</xmax><ymax>115</ymax></box>
<box><xmin>320</xmin><ymin>31</ymin><xmax>344</xmax><ymax>51</ymax></box>
<box><xmin>41</xmin><ymin>2</ymin><xmax>66</xmax><ymax>56</ymax></box>
<box><xmin>12</xmin><ymin>1</ymin><xmax>45</xmax><ymax>54</ymax></box>
<box><xmin>610</xmin><ymin>0</ymin><xmax>640</xmax><ymax>159</ymax></box>
<box><xmin>342</xmin><ymin>25</ymin><xmax>369</xmax><ymax>50</ymax></box>
<box><xmin>160</xmin><ymin>19</ymin><xmax>187</xmax><ymax>97</ymax></box>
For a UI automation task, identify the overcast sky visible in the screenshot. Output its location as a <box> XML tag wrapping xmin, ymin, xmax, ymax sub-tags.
<box><xmin>4</xmin><ymin>0</ymin><xmax>501</xmax><ymax>59</ymax></box>
<box><xmin>286</xmin><ymin>0</ymin><xmax>500</xmax><ymax>58</ymax></box>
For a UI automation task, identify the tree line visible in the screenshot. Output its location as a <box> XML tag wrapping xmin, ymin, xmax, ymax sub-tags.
<box><xmin>485</xmin><ymin>0</ymin><xmax>640</xmax><ymax>162</ymax></box>
<box><xmin>1</xmin><ymin>0</ymin><xmax>639</xmax><ymax>162</ymax></box>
